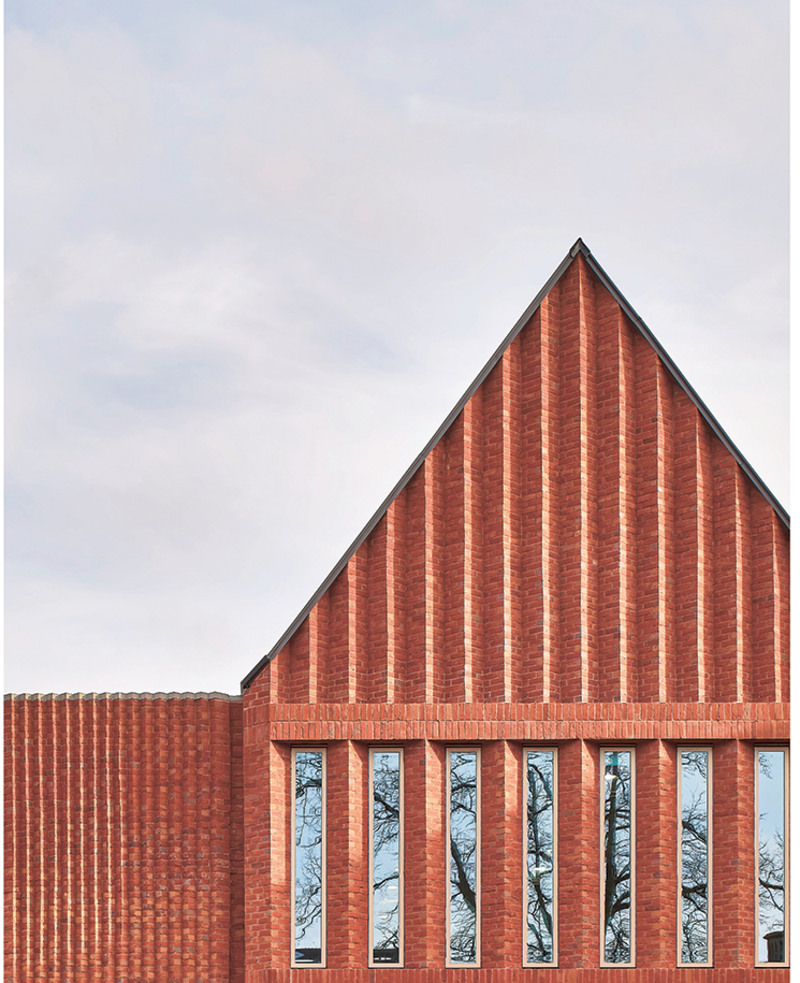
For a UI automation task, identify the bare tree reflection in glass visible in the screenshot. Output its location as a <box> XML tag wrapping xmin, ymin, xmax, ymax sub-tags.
<box><xmin>526</xmin><ymin>750</ymin><xmax>555</xmax><ymax>963</ymax></box>
<box><xmin>602</xmin><ymin>750</ymin><xmax>632</xmax><ymax>964</ymax></box>
<box><xmin>680</xmin><ymin>750</ymin><xmax>709</xmax><ymax>964</ymax></box>
<box><xmin>757</xmin><ymin>750</ymin><xmax>786</xmax><ymax>964</ymax></box>
<box><xmin>448</xmin><ymin>750</ymin><xmax>479</xmax><ymax>964</ymax></box>
<box><xmin>293</xmin><ymin>750</ymin><xmax>324</xmax><ymax>964</ymax></box>
<box><xmin>371</xmin><ymin>750</ymin><xmax>402</xmax><ymax>964</ymax></box>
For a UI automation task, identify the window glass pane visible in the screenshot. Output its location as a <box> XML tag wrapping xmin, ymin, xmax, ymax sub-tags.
<box><xmin>680</xmin><ymin>750</ymin><xmax>710</xmax><ymax>964</ymax></box>
<box><xmin>294</xmin><ymin>750</ymin><xmax>324</xmax><ymax>964</ymax></box>
<box><xmin>525</xmin><ymin>749</ymin><xmax>555</xmax><ymax>963</ymax></box>
<box><xmin>372</xmin><ymin>750</ymin><xmax>401</xmax><ymax>964</ymax></box>
<box><xmin>448</xmin><ymin>750</ymin><xmax>479</xmax><ymax>964</ymax></box>
<box><xmin>602</xmin><ymin>749</ymin><xmax>633</xmax><ymax>964</ymax></box>
<box><xmin>757</xmin><ymin>749</ymin><xmax>786</xmax><ymax>964</ymax></box>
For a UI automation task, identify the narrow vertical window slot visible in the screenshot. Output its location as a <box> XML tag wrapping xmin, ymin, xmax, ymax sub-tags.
<box><xmin>600</xmin><ymin>747</ymin><xmax>635</xmax><ymax>966</ymax></box>
<box><xmin>446</xmin><ymin>747</ymin><xmax>480</xmax><ymax>966</ymax></box>
<box><xmin>678</xmin><ymin>747</ymin><xmax>712</xmax><ymax>966</ymax></box>
<box><xmin>291</xmin><ymin>748</ymin><xmax>326</xmax><ymax>967</ymax></box>
<box><xmin>523</xmin><ymin>748</ymin><xmax>558</xmax><ymax>966</ymax></box>
<box><xmin>756</xmin><ymin>747</ymin><xmax>788</xmax><ymax>967</ymax></box>
<box><xmin>369</xmin><ymin>748</ymin><xmax>403</xmax><ymax>967</ymax></box>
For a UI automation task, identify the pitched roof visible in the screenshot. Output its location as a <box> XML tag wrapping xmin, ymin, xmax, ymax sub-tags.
<box><xmin>242</xmin><ymin>238</ymin><xmax>788</xmax><ymax>692</ymax></box>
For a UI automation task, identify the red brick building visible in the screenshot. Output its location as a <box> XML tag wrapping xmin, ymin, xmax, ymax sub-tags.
<box><xmin>5</xmin><ymin>240</ymin><xmax>789</xmax><ymax>981</ymax></box>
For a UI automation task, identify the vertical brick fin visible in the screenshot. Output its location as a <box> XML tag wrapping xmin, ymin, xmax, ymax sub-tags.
<box><xmin>326</xmin><ymin>569</ymin><xmax>346</xmax><ymax>704</ymax></box>
<box><xmin>367</xmin><ymin>514</ymin><xmax>390</xmax><ymax>703</ymax></box>
<box><xmin>657</xmin><ymin>366</ymin><xmax>676</xmax><ymax>704</ymax></box>
<box><xmin>141</xmin><ymin>699</ymin><xmax>156</xmax><ymax>981</ymax></box>
<box><xmin>264</xmin><ymin>645</ymin><xmax>290</xmax><ymax>705</ymax></box>
<box><xmin>127</xmin><ymin>697</ymin><xmax>143</xmax><ymax>979</ymax></box>
<box><xmin>714</xmin><ymin>741</ymin><xmax>755</xmax><ymax>966</ymax></box>
<box><xmin>353</xmin><ymin>545</ymin><xmax>370</xmax><ymax>703</ymax></box>
<box><xmin>327</xmin><ymin>741</ymin><xmax>368</xmax><ymax>967</ymax></box>
<box><xmin>42</xmin><ymin>698</ymin><xmax>56</xmax><ymax>978</ymax></box>
<box><xmin>634</xmin><ymin>339</ymin><xmax>663</xmax><ymax>702</ymax></box>
<box><xmin>261</xmin><ymin>741</ymin><xmax>291</xmax><ymax>967</ymax></box>
<box><xmin>636</xmin><ymin>740</ymin><xmax>677</xmax><ymax>967</ymax></box>
<box><xmin>182</xmin><ymin>698</ymin><xmax>197</xmax><ymax>980</ymax></box>
<box><xmin>268</xmin><ymin>744</ymin><xmax>292</xmax><ymax>966</ymax></box>
<box><xmin>736</xmin><ymin>470</ymin><xmax>754</xmax><ymax>703</ymax></box>
<box><xmin>713</xmin><ymin>449</ymin><xmax>745</xmax><ymax>702</ymax></box>
<box><xmin>774</xmin><ymin>517</ymin><xmax>790</xmax><ymax>703</ymax></box>
<box><xmin>167</xmin><ymin>702</ymin><xmax>184</xmax><ymax>982</ymax></box>
<box><xmin>155</xmin><ymin>699</ymin><xmax>171</xmax><ymax>975</ymax></box>
<box><xmin>751</xmin><ymin>495</ymin><xmax>779</xmax><ymax>702</ymax></box>
<box><xmin>4</xmin><ymin>702</ymin><xmax>18</xmax><ymax>980</ymax></box>
<box><xmin>482</xmin><ymin>741</ymin><xmax>521</xmax><ymax>965</ymax></box>
<box><xmin>210</xmin><ymin>700</ymin><xmax>233</xmax><ymax>979</ymax></box>
<box><xmin>557</xmin><ymin>262</ymin><xmax>585</xmax><ymax>703</ymax></box>
<box><xmin>20</xmin><ymin>700</ymin><xmax>29</xmax><ymax>977</ymax></box>
<box><xmin>385</xmin><ymin>496</ymin><xmax>406</xmax><ymax>704</ymax></box>
<box><xmin>519</xmin><ymin>309</ymin><xmax>545</xmax><ymax>703</ymax></box>
<box><xmin>26</xmin><ymin>698</ymin><xmax>41</xmax><ymax>980</ymax></box>
<box><xmin>102</xmin><ymin>699</ymin><xmax>119</xmax><ymax>982</ymax></box>
<box><xmin>505</xmin><ymin>338</ymin><xmax>523</xmax><ymax>704</ymax></box>
<box><xmin>558</xmin><ymin>740</ymin><xmax>598</xmax><ymax>967</ymax></box>
<box><xmin>617</xmin><ymin>313</ymin><xmax>638</xmax><ymax>702</ymax></box>
<box><xmin>197</xmin><ymin>698</ymin><xmax>214</xmax><ymax>976</ymax></box>
<box><xmin>539</xmin><ymin>290</ymin><xmax>561</xmax><ymax>703</ymax></box>
<box><xmin>596</xmin><ymin>299</ymin><xmax>637</xmax><ymax>702</ymax></box>
<box><xmin>404</xmin><ymin>466</ymin><xmax>427</xmax><ymax>704</ymax></box>
<box><xmin>696</xmin><ymin>419</ymin><xmax>716</xmax><ymax>702</ymax></box>
<box><xmin>404</xmin><ymin>741</ymin><xmax>445</xmax><ymax>967</ymax></box>
<box><xmin>229</xmin><ymin>702</ymin><xmax>246</xmax><ymax>983</ymax></box>
<box><xmin>674</xmin><ymin>402</ymin><xmax>702</xmax><ymax>702</ymax></box>
<box><xmin>482</xmin><ymin>359</ymin><xmax>507</xmax><ymax>703</ymax></box>
<box><xmin>463</xmin><ymin>391</ymin><xmax>483</xmax><ymax>703</ymax></box>
<box><xmin>443</xmin><ymin>407</ymin><xmax>467</xmax><ymax>703</ymax></box>
<box><xmin>576</xmin><ymin>257</ymin><xmax>600</xmax><ymax>702</ymax></box>
<box><xmin>290</xmin><ymin>620</ymin><xmax>311</xmax><ymax>704</ymax></box>
<box><xmin>426</xmin><ymin>443</ymin><xmax>446</xmax><ymax>704</ymax></box>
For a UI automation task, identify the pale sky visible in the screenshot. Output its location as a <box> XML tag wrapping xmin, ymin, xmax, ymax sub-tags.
<box><xmin>5</xmin><ymin>0</ymin><xmax>789</xmax><ymax>696</ymax></box>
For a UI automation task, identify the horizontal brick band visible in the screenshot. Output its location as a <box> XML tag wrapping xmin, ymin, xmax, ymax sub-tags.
<box><xmin>244</xmin><ymin>701</ymin><xmax>789</xmax><ymax>743</ymax></box>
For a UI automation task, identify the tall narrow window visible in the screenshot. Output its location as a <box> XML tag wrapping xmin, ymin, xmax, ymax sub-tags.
<box><xmin>678</xmin><ymin>748</ymin><xmax>712</xmax><ymax>966</ymax></box>
<box><xmin>292</xmin><ymin>748</ymin><xmax>326</xmax><ymax>967</ymax></box>
<box><xmin>524</xmin><ymin>748</ymin><xmax>557</xmax><ymax>966</ymax></box>
<box><xmin>600</xmin><ymin>748</ymin><xmax>635</xmax><ymax>966</ymax></box>
<box><xmin>756</xmin><ymin>747</ymin><xmax>788</xmax><ymax>967</ymax></box>
<box><xmin>447</xmin><ymin>748</ymin><xmax>480</xmax><ymax>966</ymax></box>
<box><xmin>370</xmin><ymin>748</ymin><xmax>403</xmax><ymax>966</ymax></box>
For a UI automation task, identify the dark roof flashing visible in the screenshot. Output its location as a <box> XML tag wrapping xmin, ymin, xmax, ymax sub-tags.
<box><xmin>242</xmin><ymin>240</ymin><xmax>788</xmax><ymax>693</ymax></box>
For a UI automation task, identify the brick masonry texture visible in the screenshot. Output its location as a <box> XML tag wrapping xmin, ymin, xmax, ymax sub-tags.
<box><xmin>4</xmin><ymin>249</ymin><xmax>789</xmax><ymax>981</ymax></box>
<box><xmin>4</xmin><ymin>693</ymin><xmax>244</xmax><ymax>982</ymax></box>
<box><xmin>242</xmin><ymin>254</ymin><xmax>789</xmax><ymax>979</ymax></box>
<box><xmin>248</xmin><ymin>257</ymin><xmax>789</xmax><ymax>710</ymax></box>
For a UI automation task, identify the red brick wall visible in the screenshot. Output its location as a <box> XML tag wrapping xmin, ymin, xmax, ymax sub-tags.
<box><xmin>252</xmin><ymin>256</ymin><xmax>789</xmax><ymax>709</ymax></box>
<box><xmin>4</xmin><ymin>692</ymin><xmax>244</xmax><ymax>983</ymax></box>
<box><xmin>243</xmin><ymin>253</ymin><xmax>789</xmax><ymax>978</ymax></box>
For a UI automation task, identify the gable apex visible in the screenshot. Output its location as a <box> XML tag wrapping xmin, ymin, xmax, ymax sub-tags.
<box><xmin>242</xmin><ymin>241</ymin><xmax>787</xmax><ymax>693</ymax></box>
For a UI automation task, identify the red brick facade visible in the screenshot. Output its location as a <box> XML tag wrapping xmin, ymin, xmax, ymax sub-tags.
<box><xmin>4</xmin><ymin>693</ymin><xmax>245</xmax><ymax>982</ymax></box>
<box><xmin>5</xmin><ymin>243</ymin><xmax>789</xmax><ymax>980</ymax></box>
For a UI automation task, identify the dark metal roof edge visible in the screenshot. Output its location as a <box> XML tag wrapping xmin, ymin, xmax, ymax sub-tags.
<box><xmin>575</xmin><ymin>242</ymin><xmax>789</xmax><ymax>531</ymax></box>
<box><xmin>242</xmin><ymin>237</ymin><xmax>789</xmax><ymax>692</ymax></box>
<box><xmin>240</xmin><ymin>241</ymin><xmax>581</xmax><ymax>692</ymax></box>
